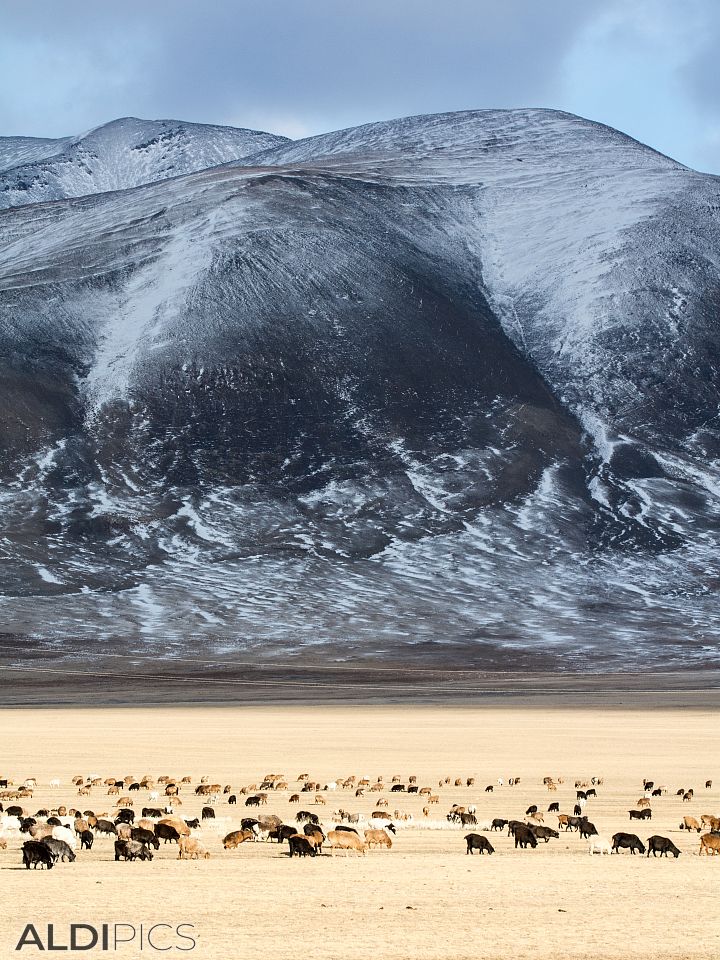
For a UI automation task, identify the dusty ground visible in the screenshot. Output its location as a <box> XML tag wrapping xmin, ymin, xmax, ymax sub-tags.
<box><xmin>0</xmin><ymin>700</ymin><xmax>718</xmax><ymax>959</ymax></box>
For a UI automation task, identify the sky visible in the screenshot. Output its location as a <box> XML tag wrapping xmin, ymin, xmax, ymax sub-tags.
<box><xmin>1</xmin><ymin>0</ymin><xmax>718</xmax><ymax>172</ymax></box>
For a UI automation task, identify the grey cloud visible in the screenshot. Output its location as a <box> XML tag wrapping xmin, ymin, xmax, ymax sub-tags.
<box><xmin>1</xmin><ymin>1</ymin><xmax>604</xmax><ymax>138</ymax></box>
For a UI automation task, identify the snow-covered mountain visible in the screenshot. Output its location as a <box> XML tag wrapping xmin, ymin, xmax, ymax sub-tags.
<box><xmin>0</xmin><ymin>109</ymin><xmax>718</xmax><ymax>671</ymax></box>
<box><xmin>0</xmin><ymin>117</ymin><xmax>288</xmax><ymax>208</ymax></box>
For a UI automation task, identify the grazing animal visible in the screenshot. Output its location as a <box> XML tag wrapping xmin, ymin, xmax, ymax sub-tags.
<box><xmin>579</xmin><ymin>820</ymin><xmax>598</xmax><ymax>839</ymax></box>
<box><xmin>531</xmin><ymin>825</ymin><xmax>560</xmax><ymax>842</ymax></box>
<box><xmin>155</xmin><ymin>823</ymin><xmax>180</xmax><ymax>844</ymax></box>
<box><xmin>680</xmin><ymin>816</ymin><xmax>701</xmax><ymax>833</ymax></box>
<box><xmin>277</xmin><ymin>824</ymin><xmax>299</xmax><ymax>843</ymax></box>
<box><xmin>115</xmin><ymin>823</ymin><xmax>132</xmax><ymax>841</ymax></box>
<box><xmin>364</xmin><ymin>829</ymin><xmax>393</xmax><ymax>849</ymax></box>
<box><xmin>178</xmin><ymin>837</ymin><xmax>210</xmax><ymax>859</ymax></box>
<box><xmin>490</xmin><ymin>819</ymin><xmax>508</xmax><ymax>831</ymax></box>
<box><xmin>130</xmin><ymin>828</ymin><xmax>160</xmax><ymax>850</ymax></box>
<box><xmin>612</xmin><ymin>833</ymin><xmax>645</xmax><ymax>855</ymax></box>
<box><xmin>705</xmin><ymin>780</ymin><xmax>712</xmax><ymax>789</ymax></box>
<box><xmin>548</xmin><ymin>802</ymin><xmax>559</xmax><ymax>813</ymax></box>
<box><xmin>588</xmin><ymin>837</ymin><xmax>612</xmax><ymax>855</ymax></box>
<box><xmin>228</xmin><ymin>795</ymin><xmax>237</xmax><ymax>805</ymax></box>
<box><xmin>79</xmin><ymin>830</ymin><xmax>94</xmax><ymax>850</ymax></box>
<box><xmin>296</xmin><ymin>811</ymin><xmax>320</xmax><ymax>825</ymax></box>
<box><xmin>646</xmin><ymin>836</ymin><xmax>681</xmax><ymax>858</ymax></box>
<box><xmin>465</xmin><ymin>833</ymin><xmax>494</xmax><ymax>855</ymax></box>
<box><xmin>303</xmin><ymin>825</ymin><xmax>325</xmax><ymax>850</ymax></box>
<box><xmin>94</xmin><ymin>819</ymin><xmax>117</xmax><ymax>836</ymax></box>
<box><xmin>700</xmin><ymin>833</ymin><xmax>720</xmax><ymax>856</ymax></box>
<box><xmin>142</xmin><ymin>808</ymin><xmax>163</xmax><ymax>819</ymax></box>
<box><xmin>223</xmin><ymin>829</ymin><xmax>255</xmax><ymax>849</ymax></box>
<box><xmin>114</xmin><ymin>840</ymin><xmax>153</xmax><ymax>861</ymax></box>
<box><xmin>201</xmin><ymin>807</ymin><xmax>215</xmax><ymax>820</ymax></box>
<box><xmin>526</xmin><ymin>805</ymin><xmax>538</xmax><ymax>816</ymax></box>
<box><xmin>184</xmin><ymin>819</ymin><xmax>200</xmax><ymax>830</ymax></box>
<box><xmin>629</xmin><ymin>809</ymin><xmax>652</xmax><ymax>821</ymax></box>
<box><xmin>328</xmin><ymin>829</ymin><xmax>367</xmax><ymax>855</ymax></box>
<box><xmin>485</xmin><ymin>785</ymin><xmax>494</xmax><ymax>793</ymax></box>
<box><xmin>244</xmin><ymin>796</ymin><xmax>261</xmax><ymax>807</ymax></box>
<box><xmin>513</xmin><ymin>825</ymin><xmax>538</xmax><ymax>849</ymax></box>
<box><xmin>42</xmin><ymin>838</ymin><xmax>76</xmax><ymax>863</ymax></box>
<box><xmin>22</xmin><ymin>840</ymin><xmax>54</xmax><ymax>869</ymax></box>
<box><xmin>157</xmin><ymin>816</ymin><xmax>190</xmax><ymax>837</ymax></box>
<box><xmin>288</xmin><ymin>834</ymin><xmax>317</xmax><ymax>858</ymax></box>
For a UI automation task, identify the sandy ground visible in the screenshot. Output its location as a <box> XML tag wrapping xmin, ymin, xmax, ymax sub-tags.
<box><xmin>0</xmin><ymin>701</ymin><xmax>719</xmax><ymax>960</ymax></box>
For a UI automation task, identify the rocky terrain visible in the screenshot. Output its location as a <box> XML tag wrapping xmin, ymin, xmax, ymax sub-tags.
<box><xmin>0</xmin><ymin>108</ymin><xmax>718</xmax><ymax>670</ymax></box>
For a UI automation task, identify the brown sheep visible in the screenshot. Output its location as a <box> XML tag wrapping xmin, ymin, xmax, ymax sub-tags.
<box><xmin>328</xmin><ymin>829</ymin><xmax>367</xmax><ymax>856</ymax></box>
<box><xmin>700</xmin><ymin>833</ymin><xmax>720</xmax><ymax>855</ymax></box>
<box><xmin>681</xmin><ymin>816</ymin><xmax>701</xmax><ymax>833</ymax></box>
<box><xmin>364</xmin><ymin>829</ymin><xmax>392</xmax><ymax>849</ymax></box>
<box><xmin>223</xmin><ymin>829</ymin><xmax>255</xmax><ymax>849</ymax></box>
<box><xmin>289</xmin><ymin>794</ymin><xmax>300</xmax><ymax>803</ymax></box>
<box><xmin>158</xmin><ymin>817</ymin><xmax>190</xmax><ymax>837</ymax></box>
<box><xmin>178</xmin><ymin>837</ymin><xmax>210</xmax><ymax>859</ymax></box>
<box><xmin>428</xmin><ymin>795</ymin><xmax>440</xmax><ymax>804</ymax></box>
<box><xmin>116</xmin><ymin>823</ymin><xmax>132</xmax><ymax>840</ymax></box>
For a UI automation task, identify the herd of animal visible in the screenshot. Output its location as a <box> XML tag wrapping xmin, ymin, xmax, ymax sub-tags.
<box><xmin>0</xmin><ymin>770</ymin><xmax>718</xmax><ymax>869</ymax></box>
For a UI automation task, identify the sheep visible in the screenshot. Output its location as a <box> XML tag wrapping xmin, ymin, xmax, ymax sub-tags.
<box><xmin>49</xmin><ymin>825</ymin><xmax>78</xmax><ymax>849</ymax></box>
<box><xmin>700</xmin><ymin>833</ymin><xmax>720</xmax><ymax>856</ymax></box>
<box><xmin>328</xmin><ymin>829</ymin><xmax>367</xmax><ymax>856</ymax></box>
<box><xmin>588</xmin><ymin>837</ymin><xmax>612</xmax><ymax>855</ymax></box>
<box><xmin>223</xmin><ymin>829</ymin><xmax>255</xmax><ymax>849</ymax></box>
<box><xmin>364</xmin><ymin>829</ymin><xmax>393</xmax><ymax>849</ymax></box>
<box><xmin>178</xmin><ymin>837</ymin><xmax>210</xmax><ymax>859</ymax></box>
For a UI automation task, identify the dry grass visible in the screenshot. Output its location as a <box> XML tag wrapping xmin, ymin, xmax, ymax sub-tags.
<box><xmin>0</xmin><ymin>701</ymin><xmax>718</xmax><ymax>959</ymax></box>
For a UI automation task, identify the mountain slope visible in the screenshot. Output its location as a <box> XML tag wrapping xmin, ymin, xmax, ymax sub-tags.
<box><xmin>0</xmin><ymin>109</ymin><xmax>718</xmax><ymax>669</ymax></box>
<box><xmin>0</xmin><ymin>117</ymin><xmax>288</xmax><ymax>208</ymax></box>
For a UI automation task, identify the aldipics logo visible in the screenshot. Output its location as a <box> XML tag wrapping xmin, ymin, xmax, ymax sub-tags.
<box><xmin>15</xmin><ymin>923</ymin><xmax>197</xmax><ymax>952</ymax></box>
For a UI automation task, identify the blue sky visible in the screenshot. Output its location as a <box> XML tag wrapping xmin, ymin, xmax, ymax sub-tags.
<box><xmin>1</xmin><ymin>0</ymin><xmax>718</xmax><ymax>172</ymax></box>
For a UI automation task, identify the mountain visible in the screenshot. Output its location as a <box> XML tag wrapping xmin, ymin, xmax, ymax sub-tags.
<box><xmin>0</xmin><ymin>117</ymin><xmax>288</xmax><ymax>208</ymax></box>
<box><xmin>0</xmin><ymin>109</ymin><xmax>718</xmax><ymax>672</ymax></box>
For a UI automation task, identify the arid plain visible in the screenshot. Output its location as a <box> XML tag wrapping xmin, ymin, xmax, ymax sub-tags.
<box><xmin>1</xmin><ymin>699</ymin><xmax>719</xmax><ymax>960</ymax></box>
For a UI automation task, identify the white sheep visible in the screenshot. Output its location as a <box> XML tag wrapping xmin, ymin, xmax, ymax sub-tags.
<box><xmin>51</xmin><ymin>825</ymin><xmax>78</xmax><ymax>849</ymax></box>
<box><xmin>588</xmin><ymin>837</ymin><xmax>612</xmax><ymax>855</ymax></box>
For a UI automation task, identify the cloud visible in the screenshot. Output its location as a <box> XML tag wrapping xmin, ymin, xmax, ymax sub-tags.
<box><xmin>555</xmin><ymin>0</ymin><xmax>720</xmax><ymax>171</ymax></box>
<box><xmin>0</xmin><ymin>1</ymin><xmax>603</xmax><ymax>137</ymax></box>
<box><xmin>0</xmin><ymin>0</ymin><xmax>717</xmax><ymax>172</ymax></box>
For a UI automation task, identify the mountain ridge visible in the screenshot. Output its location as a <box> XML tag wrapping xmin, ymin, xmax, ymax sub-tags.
<box><xmin>0</xmin><ymin>108</ymin><xmax>718</xmax><ymax>670</ymax></box>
